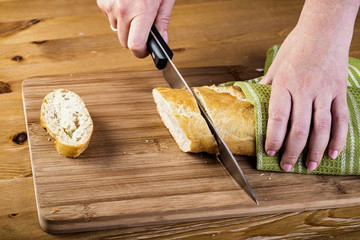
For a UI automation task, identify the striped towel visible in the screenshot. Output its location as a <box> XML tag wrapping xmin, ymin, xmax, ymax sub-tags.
<box><xmin>221</xmin><ymin>45</ymin><xmax>360</xmax><ymax>175</ymax></box>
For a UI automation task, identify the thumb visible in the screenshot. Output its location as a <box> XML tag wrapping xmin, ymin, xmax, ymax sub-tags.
<box><xmin>259</xmin><ymin>73</ymin><xmax>273</xmax><ymax>85</ymax></box>
<box><xmin>154</xmin><ymin>0</ymin><xmax>175</xmax><ymax>43</ymax></box>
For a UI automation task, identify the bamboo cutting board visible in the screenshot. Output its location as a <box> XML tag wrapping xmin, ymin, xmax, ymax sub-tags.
<box><xmin>22</xmin><ymin>66</ymin><xmax>360</xmax><ymax>234</ymax></box>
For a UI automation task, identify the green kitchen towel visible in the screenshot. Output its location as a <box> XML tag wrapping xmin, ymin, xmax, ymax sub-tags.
<box><xmin>220</xmin><ymin>45</ymin><xmax>360</xmax><ymax>175</ymax></box>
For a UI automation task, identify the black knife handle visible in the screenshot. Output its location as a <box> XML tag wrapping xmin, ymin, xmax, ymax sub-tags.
<box><xmin>147</xmin><ymin>25</ymin><xmax>173</xmax><ymax>70</ymax></box>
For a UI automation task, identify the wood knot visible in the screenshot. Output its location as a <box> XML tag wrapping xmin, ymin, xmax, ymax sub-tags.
<box><xmin>83</xmin><ymin>204</ymin><xmax>93</xmax><ymax>222</ymax></box>
<box><xmin>32</xmin><ymin>40</ymin><xmax>47</xmax><ymax>45</ymax></box>
<box><xmin>12</xmin><ymin>132</ymin><xmax>27</xmax><ymax>145</ymax></box>
<box><xmin>172</xmin><ymin>47</ymin><xmax>186</xmax><ymax>52</ymax></box>
<box><xmin>335</xmin><ymin>182</ymin><xmax>347</xmax><ymax>195</ymax></box>
<box><xmin>0</xmin><ymin>81</ymin><xmax>12</xmax><ymax>93</ymax></box>
<box><xmin>11</xmin><ymin>55</ymin><xmax>23</xmax><ymax>62</ymax></box>
<box><xmin>28</xmin><ymin>19</ymin><xmax>42</xmax><ymax>25</ymax></box>
<box><xmin>8</xmin><ymin>213</ymin><xmax>19</xmax><ymax>218</ymax></box>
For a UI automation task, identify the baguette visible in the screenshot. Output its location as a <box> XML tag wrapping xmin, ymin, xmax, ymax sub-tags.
<box><xmin>152</xmin><ymin>88</ymin><xmax>218</xmax><ymax>154</ymax></box>
<box><xmin>153</xmin><ymin>85</ymin><xmax>256</xmax><ymax>156</ymax></box>
<box><xmin>40</xmin><ymin>89</ymin><xmax>93</xmax><ymax>157</ymax></box>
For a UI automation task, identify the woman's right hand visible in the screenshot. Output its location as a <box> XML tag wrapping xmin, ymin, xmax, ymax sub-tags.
<box><xmin>97</xmin><ymin>0</ymin><xmax>175</xmax><ymax>58</ymax></box>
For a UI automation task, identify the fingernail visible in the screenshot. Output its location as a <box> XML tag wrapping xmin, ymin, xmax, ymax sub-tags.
<box><xmin>162</xmin><ymin>30</ymin><xmax>168</xmax><ymax>43</ymax></box>
<box><xmin>267</xmin><ymin>150</ymin><xmax>276</xmax><ymax>156</ymax></box>
<box><xmin>282</xmin><ymin>163</ymin><xmax>293</xmax><ymax>172</ymax></box>
<box><xmin>307</xmin><ymin>161</ymin><xmax>318</xmax><ymax>171</ymax></box>
<box><xmin>329</xmin><ymin>150</ymin><xmax>339</xmax><ymax>159</ymax></box>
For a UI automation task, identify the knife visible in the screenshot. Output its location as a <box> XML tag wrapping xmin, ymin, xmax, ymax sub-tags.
<box><xmin>147</xmin><ymin>25</ymin><xmax>258</xmax><ymax>205</ymax></box>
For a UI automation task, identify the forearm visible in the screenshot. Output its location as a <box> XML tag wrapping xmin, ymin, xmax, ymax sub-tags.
<box><xmin>295</xmin><ymin>0</ymin><xmax>359</xmax><ymax>55</ymax></box>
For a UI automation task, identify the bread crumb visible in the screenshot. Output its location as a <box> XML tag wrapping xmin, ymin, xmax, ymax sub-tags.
<box><xmin>259</xmin><ymin>173</ymin><xmax>264</xmax><ymax>176</ymax></box>
<box><xmin>48</xmin><ymin>138</ymin><xmax>51</xmax><ymax>141</ymax></box>
<box><xmin>50</xmin><ymin>208</ymin><xmax>59</xmax><ymax>214</ymax></box>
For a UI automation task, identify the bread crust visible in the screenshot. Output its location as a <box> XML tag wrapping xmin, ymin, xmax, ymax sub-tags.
<box><xmin>153</xmin><ymin>85</ymin><xmax>256</xmax><ymax>156</ymax></box>
<box><xmin>40</xmin><ymin>89</ymin><xmax>93</xmax><ymax>158</ymax></box>
<box><xmin>193</xmin><ymin>85</ymin><xmax>256</xmax><ymax>156</ymax></box>
<box><xmin>153</xmin><ymin>88</ymin><xmax>218</xmax><ymax>154</ymax></box>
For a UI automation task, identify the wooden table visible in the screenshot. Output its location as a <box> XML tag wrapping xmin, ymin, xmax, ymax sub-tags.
<box><xmin>1</xmin><ymin>0</ymin><xmax>360</xmax><ymax>239</ymax></box>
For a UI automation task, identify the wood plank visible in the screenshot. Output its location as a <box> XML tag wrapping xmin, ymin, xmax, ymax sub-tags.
<box><xmin>22</xmin><ymin>67</ymin><xmax>360</xmax><ymax>234</ymax></box>
<box><xmin>0</xmin><ymin>93</ymin><xmax>31</xmax><ymax>180</ymax></box>
<box><xmin>0</xmin><ymin>0</ymin><xmax>308</xmax><ymax>93</ymax></box>
<box><xmin>2</xmin><ymin>178</ymin><xmax>359</xmax><ymax>239</ymax></box>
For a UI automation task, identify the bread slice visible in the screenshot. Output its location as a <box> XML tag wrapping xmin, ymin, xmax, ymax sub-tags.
<box><xmin>153</xmin><ymin>85</ymin><xmax>256</xmax><ymax>156</ymax></box>
<box><xmin>152</xmin><ymin>88</ymin><xmax>218</xmax><ymax>154</ymax></box>
<box><xmin>40</xmin><ymin>89</ymin><xmax>93</xmax><ymax>157</ymax></box>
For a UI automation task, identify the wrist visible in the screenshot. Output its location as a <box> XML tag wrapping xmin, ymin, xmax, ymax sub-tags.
<box><xmin>295</xmin><ymin>0</ymin><xmax>359</xmax><ymax>53</ymax></box>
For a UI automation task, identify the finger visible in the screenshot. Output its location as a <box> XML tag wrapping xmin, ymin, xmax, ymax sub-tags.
<box><xmin>128</xmin><ymin>14</ymin><xmax>155</xmax><ymax>58</ymax></box>
<box><xmin>154</xmin><ymin>0</ymin><xmax>175</xmax><ymax>43</ymax></box>
<box><xmin>115</xmin><ymin>2</ymin><xmax>131</xmax><ymax>49</ymax></box>
<box><xmin>259</xmin><ymin>54</ymin><xmax>281</xmax><ymax>85</ymax></box>
<box><xmin>109</xmin><ymin>15</ymin><xmax>117</xmax><ymax>31</ymax></box>
<box><xmin>259</xmin><ymin>74</ymin><xmax>272</xmax><ymax>85</ymax></box>
<box><xmin>117</xmin><ymin>17</ymin><xmax>130</xmax><ymax>48</ymax></box>
<box><xmin>281</xmin><ymin>98</ymin><xmax>312</xmax><ymax>172</ymax></box>
<box><xmin>306</xmin><ymin>95</ymin><xmax>332</xmax><ymax>170</ymax></box>
<box><xmin>328</xmin><ymin>94</ymin><xmax>349</xmax><ymax>159</ymax></box>
<box><xmin>265</xmin><ymin>85</ymin><xmax>291</xmax><ymax>156</ymax></box>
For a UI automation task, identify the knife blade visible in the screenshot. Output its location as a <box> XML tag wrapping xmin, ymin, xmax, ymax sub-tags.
<box><xmin>147</xmin><ymin>25</ymin><xmax>258</xmax><ymax>205</ymax></box>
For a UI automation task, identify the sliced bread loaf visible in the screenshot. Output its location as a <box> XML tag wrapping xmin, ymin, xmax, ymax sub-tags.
<box><xmin>152</xmin><ymin>87</ymin><xmax>218</xmax><ymax>154</ymax></box>
<box><xmin>153</xmin><ymin>85</ymin><xmax>256</xmax><ymax>156</ymax></box>
<box><xmin>193</xmin><ymin>85</ymin><xmax>256</xmax><ymax>156</ymax></box>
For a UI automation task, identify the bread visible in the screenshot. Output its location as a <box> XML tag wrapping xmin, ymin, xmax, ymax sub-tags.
<box><xmin>40</xmin><ymin>89</ymin><xmax>93</xmax><ymax>157</ymax></box>
<box><xmin>152</xmin><ymin>88</ymin><xmax>218</xmax><ymax>154</ymax></box>
<box><xmin>153</xmin><ymin>85</ymin><xmax>256</xmax><ymax>156</ymax></box>
<box><xmin>193</xmin><ymin>85</ymin><xmax>256</xmax><ymax>156</ymax></box>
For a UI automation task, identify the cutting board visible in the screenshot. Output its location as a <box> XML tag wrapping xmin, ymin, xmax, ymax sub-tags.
<box><xmin>22</xmin><ymin>66</ymin><xmax>360</xmax><ymax>234</ymax></box>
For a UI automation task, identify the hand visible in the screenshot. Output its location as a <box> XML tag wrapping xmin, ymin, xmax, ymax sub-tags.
<box><xmin>260</xmin><ymin>29</ymin><xmax>349</xmax><ymax>172</ymax></box>
<box><xmin>259</xmin><ymin>0</ymin><xmax>359</xmax><ymax>172</ymax></box>
<box><xmin>97</xmin><ymin>0</ymin><xmax>175</xmax><ymax>58</ymax></box>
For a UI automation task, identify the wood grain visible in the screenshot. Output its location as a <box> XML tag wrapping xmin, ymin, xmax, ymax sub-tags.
<box><xmin>22</xmin><ymin>68</ymin><xmax>360</xmax><ymax>234</ymax></box>
<box><xmin>1</xmin><ymin>0</ymin><xmax>360</xmax><ymax>238</ymax></box>
<box><xmin>2</xmin><ymin>178</ymin><xmax>359</xmax><ymax>240</ymax></box>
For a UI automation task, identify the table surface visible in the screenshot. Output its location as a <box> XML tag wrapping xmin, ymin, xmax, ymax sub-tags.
<box><xmin>1</xmin><ymin>0</ymin><xmax>360</xmax><ymax>239</ymax></box>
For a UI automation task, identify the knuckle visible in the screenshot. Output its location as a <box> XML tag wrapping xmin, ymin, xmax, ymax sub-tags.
<box><xmin>116</xmin><ymin>5</ymin><xmax>128</xmax><ymax>17</ymax></box>
<box><xmin>136</xmin><ymin>0</ymin><xmax>156</xmax><ymax>15</ymax></box>
<box><xmin>282</xmin><ymin>152</ymin><xmax>300</xmax><ymax>162</ymax></box>
<box><xmin>157</xmin><ymin>16</ymin><xmax>170</xmax><ymax>25</ymax></box>
<box><xmin>330</xmin><ymin>136</ymin><xmax>347</xmax><ymax>148</ymax></box>
<box><xmin>335</xmin><ymin>112</ymin><xmax>349</xmax><ymax>124</ymax></box>
<box><xmin>268</xmin><ymin>109</ymin><xmax>287</xmax><ymax>123</ymax></box>
<box><xmin>314</xmin><ymin>118</ymin><xmax>331</xmax><ymax>132</ymax></box>
<box><xmin>135</xmin><ymin>2</ymin><xmax>146</xmax><ymax>13</ymax></box>
<box><xmin>292</xmin><ymin>123</ymin><xmax>308</xmax><ymax>138</ymax></box>
<box><xmin>308</xmin><ymin>149</ymin><xmax>325</xmax><ymax>160</ymax></box>
<box><xmin>266</xmin><ymin>139</ymin><xmax>283</xmax><ymax>150</ymax></box>
<box><xmin>336</xmin><ymin>136</ymin><xmax>347</xmax><ymax>144</ymax></box>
